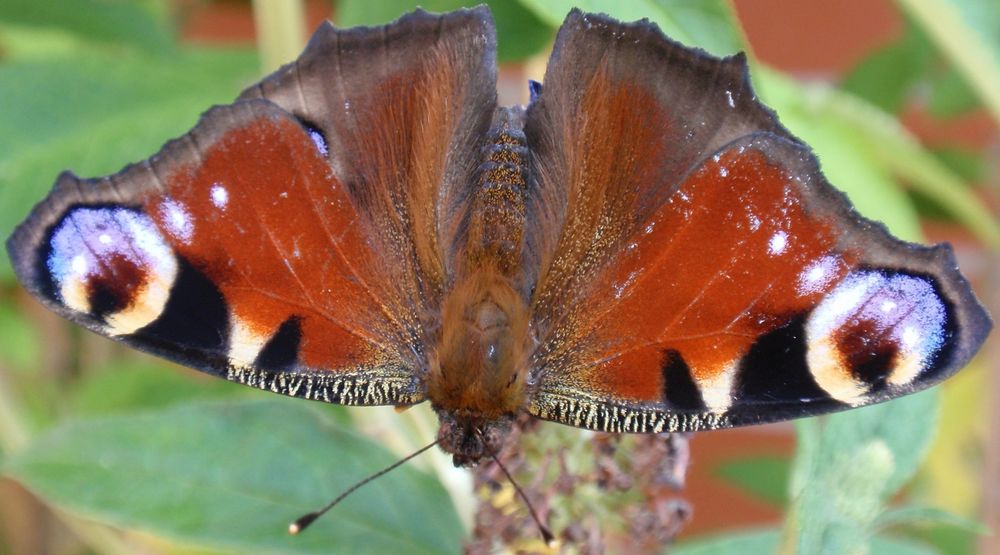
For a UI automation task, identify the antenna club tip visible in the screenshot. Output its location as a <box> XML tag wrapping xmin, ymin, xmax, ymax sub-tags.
<box><xmin>289</xmin><ymin>512</ymin><xmax>319</xmax><ymax>535</ymax></box>
<box><xmin>541</xmin><ymin>527</ymin><xmax>555</xmax><ymax>545</ymax></box>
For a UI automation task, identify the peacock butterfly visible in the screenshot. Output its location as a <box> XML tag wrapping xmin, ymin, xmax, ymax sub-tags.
<box><xmin>6</xmin><ymin>5</ymin><xmax>992</xmax><ymax>477</ymax></box>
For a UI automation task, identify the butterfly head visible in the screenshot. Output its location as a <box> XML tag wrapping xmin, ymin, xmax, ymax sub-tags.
<box><xmin>435</xmin><ymin>408</ymin><xmax>514</xmax><ymax>467</ymax></box>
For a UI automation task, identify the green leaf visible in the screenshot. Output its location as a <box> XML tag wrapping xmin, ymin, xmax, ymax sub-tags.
<box><xmin>782</xmin><ymin>391</ymin><xmax>940</xmax><ymax>554</ymax></box>
<box><xmin>787</xmin><ymin>416</ymin><xmax>820</xmax><ymax>500</ymax></box>
<box><xmin>0</xmin><ymin>298</ymin><xmax>42</xmax><ymax>373</ymax></box>
<box><xmin>69</xmin><ymin>360</ymin><xmax>246</xmax><ymax>417</ymax></box>
<box><xmin>898</xmin><ymin>0</ymin><xmax>1000</xmax><ymax>123</ymax></box>
<box><xmin>930</xmin><ymin>147</ymin><xmax>984</xmax><ymax>185</ymax></box>
<box><xmin>713</xmin><ymin>456</ymin><xmax>790</xmax><ymax>507</ymax></box>
<box><xmin>334</xmin><ymin>0</ymin><xmax>426</xmax><ymax>26</ymax></box>
<box><xmin>516</xmin><ymin>0</ymin><xmax>743</xmax><ymax>56</ymax></box>
<box><xmin>0</xmin><ymin>0</ymin><xmax>174</xmax><ymax>54</ymax></box>
<box><xmin>926</xmin><ymin>66</ymin><xmax>981</xmax><ymax>117</ymax></box>
<box><xmin>5</xmin><ymin>397</ymin><xmax>463</xmax><ymax>554</ymax></box>
<box><xmin>789</xmin><ymin>439</ymin><xmax>895</xmax><ymax>554</ymax></box>
<box><xmin>672</xmin><ymin>529</ymin><xmax>780</xmax><ymax>555</ymax></box>
<box><xmin>0</xmin><ymin>48</ymin><xmax>258</xmax><ymax>282</ymax></box>
<box><xmin>830</xmin><ymin>391</ymin><xmax>940</xmax><ymax>493</ymax></box>
<box><xmin>875</xmin><ymin>505</ymin><xmax>991</xmax><ymax>535</ymax></box>
<box><xmin>757</xmin><ymin>68</ymin><xmax>1000</xmax><ymax>247</ymax></box>
<box><xmin>841</xmin><ymin>28</ymin><xmax>932</xmax><ymax>113</ymax></box>
<box><xmin>335</xmin><ymin>0</ymin><xmax>552</xmax><ymax>61</ymax></box>
<box><xmin>486</xmin><ymin>0</ymin><xmax>553</xmax><ymax>61</ymax></box>
<box><xmin>870</xmin><ymin>535</ymin><xmax>940</xmax><ymax>555</ymax></box>
<box><xmin>841</xmin><ymin>18</ymin><xmax>981</xmax><ymax>118</ymax></box>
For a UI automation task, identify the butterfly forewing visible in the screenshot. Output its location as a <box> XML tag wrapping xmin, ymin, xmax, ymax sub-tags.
<box><xmin>524</xmin><ymin>11</ymin><xmax>991</xmax><ymax>433</ymax></box>
<box><xmin>7</xmin><ymin>8</ymin><xmax>499</xmax><ymax>407</ymax></box>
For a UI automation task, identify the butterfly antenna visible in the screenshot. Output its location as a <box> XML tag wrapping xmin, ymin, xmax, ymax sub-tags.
<box><xmin>289</xmin><ymin>439</ymin><xmax>439</xmax><ymax>535</ymax></box>
<box><xmin>480</xmin><ymin>432</ymin><xmax>554</xmax><ymax>545</ymax></box>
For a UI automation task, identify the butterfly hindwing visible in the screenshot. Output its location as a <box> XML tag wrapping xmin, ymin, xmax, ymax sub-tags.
<box><xmin>523</xmin><ymin>11</ymin><xmax>991</xmax><ymax>432</ymax></box>
<box><xmin>6</xmin><ymin>8</ymin><xmax>498</xmax><ymax>407</ymax></box>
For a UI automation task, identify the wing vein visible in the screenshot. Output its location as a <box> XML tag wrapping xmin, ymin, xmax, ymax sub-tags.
<box><xmin>297</xmin><ymin>168</ymin><xmax>413</xmax><ymax>345</ymax></box>
<box><xmin>244</xmin><ymin>187</ymin><xmax>396</xmax><ymax>355</ymax></box>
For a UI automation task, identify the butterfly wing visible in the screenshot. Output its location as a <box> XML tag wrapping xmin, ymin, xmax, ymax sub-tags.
<box><xmin>6</xmin><ymin>8</ymin><xmax>497</xmax><ymax>406</ymax></box>
<box><xmin>524</xmin><ymin>11</ymin><xmax>992</xmax><ymax>432</ymax></box>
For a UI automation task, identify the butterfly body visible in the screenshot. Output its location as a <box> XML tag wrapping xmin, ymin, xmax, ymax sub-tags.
<box><xmin>6</xmin><ymin>7</ymin><xmax>991</xmax><ymax>467</ymax></box>
<box><xmin>430</xmin><ymin>107</ymin><xmax>531</xmax><ymax>464</ymax></box>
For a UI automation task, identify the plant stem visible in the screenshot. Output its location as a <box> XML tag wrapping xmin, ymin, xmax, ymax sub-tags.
<box><xmin>0</xmin><ymin>366</ymin><xmax>28</xmax><ymax>454</ymax></box>
<box><xmin>251</xmin><ymin>0</ymin><xmax>307</xmax><ymax>75</ymax></box>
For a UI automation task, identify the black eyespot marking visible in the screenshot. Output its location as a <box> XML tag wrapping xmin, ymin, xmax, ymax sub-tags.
<box><xmin>835</xmin><ymin>318</ymin><xmax>897</xmax><ymax>390</ymax></box>
<box><xmin>735</xmin><ymin>316</ymin><xmax>838</xmax><ymax>406</ymax></box>
<box><xmin>661</xmin><ymin>349</ymin><xmax>705</xmax><ymax>411</ymax></box>
<box><xmin>86</xmin><ymin>253</ymin><xmax>147</xmax><ymax>319</ymax></box>
<box><xmin>254</xmin><ymin>316</ymin><xmax>302</xmax><ymax>371</ymax></box>
<box><xmin>133</xmin><ymin>257</ymin><xmax>229</xmax><ymax>354</ymax></box>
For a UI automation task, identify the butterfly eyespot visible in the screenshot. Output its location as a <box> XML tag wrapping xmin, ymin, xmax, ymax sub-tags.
<box><xmin>805</xmin><ymin>270</ymin><xmax>949</xmax><ymax>405</ymax></box>
<box><xmin>46</xmin><ymin>206</ymin><xmax>178</xmax><ymax>335</ymax></box>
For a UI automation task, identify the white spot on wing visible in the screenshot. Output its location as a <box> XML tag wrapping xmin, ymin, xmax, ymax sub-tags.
<box><xmin>309</xmin><ymin>130</ymin><xmax>328</xmax><ymax>156</ymax></box>
<box><xmin>797</xmin><ymin>255</ymin><xmax>840</xmax><ymax>295</ymax></box>
<box><xmin>768</xmin><ymin>231</ymin><xmax>788</xmax><ymax>255</ymax></box>
<box><xmin>70</xmin><ymin>254</ymin><xmax>88</xmax><ymax>276</ymax></box>
<box><xmin>210</xmin><ymin>183</ymin><xmax>229</xmax><ymax>209</ymax></box>
<box><xmin>698</xmin><ymin>362</ymin><xmax>737</xmax><ymax>412</ymax></box>
<box><xmin>160</xmin><ymin>199</ymin><xmax>193</xmax><ymax>243</ymax></box>
<box><xmin>229</xmin><ymin>318</ymin><xmax>268</xmax><ymax>368</ymax></box>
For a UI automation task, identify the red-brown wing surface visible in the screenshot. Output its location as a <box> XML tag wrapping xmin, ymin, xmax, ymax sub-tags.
<box><xmin>6</xmin><ymin>8</ymin><xmax>497</xmax><ymax>406</ymax></box>
<box><xmin>524</xmin><ymin>11</ymin><xmax>991</xmax><ymax>432</ymax></box>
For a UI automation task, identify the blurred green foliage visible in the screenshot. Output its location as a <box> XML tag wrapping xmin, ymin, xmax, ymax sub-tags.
<box><xmin>0</xmin><ymin>1</ymin><xmax>996</xmax><ymax>554</ymax></box>
<box><xmin>7</xmin><ymin>398</ymin><xmax>463</xmax><ymax>554</ymax></box>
